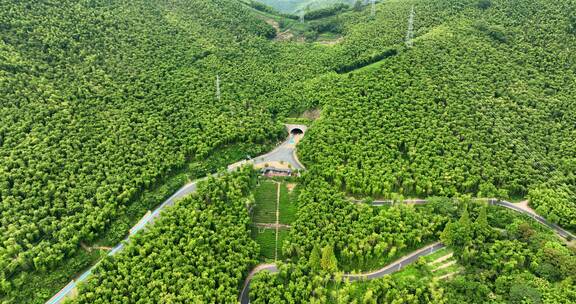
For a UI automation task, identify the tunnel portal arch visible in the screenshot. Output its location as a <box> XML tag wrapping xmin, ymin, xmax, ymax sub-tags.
<box><xmin>285</xmin><ymin>124</ymin><xmax>308</xmax><ymax>136</ymax></box>
<box><xmin>290</xmin><ymin>128</ymin><xmax>304</xmax><ymax>135</ymax></box>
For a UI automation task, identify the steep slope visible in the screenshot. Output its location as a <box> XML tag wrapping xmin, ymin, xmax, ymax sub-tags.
<box><xmin>0</xmin><ymin>0</ymin><xmax>318</xmax><ymax>302</ymax></box>
<box><xmin>298</xmin><ymin>0</ymin><xmax>576</xmax><ymax>200</ymax></box>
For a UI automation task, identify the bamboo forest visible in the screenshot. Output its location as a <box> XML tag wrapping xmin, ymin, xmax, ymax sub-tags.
<box><xmin>0</xmin><ymin>0</ymin><xmax>575</xmax><ymax>303</ymax></box>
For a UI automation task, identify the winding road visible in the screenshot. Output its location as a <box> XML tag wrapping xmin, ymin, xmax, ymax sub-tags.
<box><xmin>352</xmin><ymin>198</ymin><xmax>575</xmax><ymax>241</ymax></box>
<box><xmin>239</xmin><ymin>197</ymin><xmax>575</xmax><ymax>303</ymax></box>
<box><xmin>239</xmin><ymin>242</ymin><xmax>445</xmax><ymax>304</ymax></box>
<box><xmin>48</xmin><ymin>122</ymin><xmax>575</xmax><ymax>304</ymax></box>
<box><xmin>46</xmin><ymin>125</ymin><xmax>307</xmax><ymax>304</ymax></box>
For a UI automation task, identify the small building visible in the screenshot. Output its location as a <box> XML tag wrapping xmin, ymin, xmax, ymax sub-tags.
<box><xmin>261</xmin><ymin>167</ymin><xmax>292</xmax><ymax>177</ymax></box>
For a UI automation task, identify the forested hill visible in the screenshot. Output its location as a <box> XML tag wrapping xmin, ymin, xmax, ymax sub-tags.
<box><xmin>298</xmin><ymin>0</ymin><xmax>576</xmax><ymax>200</ymax></box>
<box><xmin>254</xmin><ymin>0</ymin><xmax>356</xmax><ymax>13</ymax></box>
<box><xmin>0</xmin><ymin>0</ymin><xmax>325</xmax><ymax>302</ymax></box>
<box><xmin>2</xmin><ymin>0</ymin><xmax>576</xmax><ymax>303</ymax></box>
<box><xmin>294</xmin><ymin>0</ymin><xmax>576</xmax><ymax>234</ymax></box>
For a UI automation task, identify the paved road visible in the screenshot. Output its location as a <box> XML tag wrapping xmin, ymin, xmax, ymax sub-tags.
<box><xmin>48</xmin><ymin>121</ymin><xmax>574</xmax><ymax>303</ymax></box>
<box><xmin>343</xmin><ymin>242</ymin><xmax>445</xmax><ymax>281</ymax></box>
<box><xmin>46</xmin><ymin>126</ymin><xmax>306</xmax><ymax>304</ymax></box>
<box><xmin>491</xmin><ymin>200</ymin><xmax>575</xmax><ymax>240</ymax></box>
<box><xmin>252</xmin><ymin>136</ymin><xmax>305</xmax><ymax>170</ymax></box>
<box><xmin>239</xmin><ymin>200</ymin><xmax>576</xmax><ymax>302</ymax></box>
<box><xmin>352</xmin><ymin>197</ymin><xmax>575</xmax><ymax>241</ymax></box>
<box><xmin>239</xmin><ymin>264</ymin><xmax>279</xmax><ymax>304</ymax></box>
<box><xmin>240</xmin><ymin>242</ymin><xmax>444</xmax><ymax>303</ymax></box>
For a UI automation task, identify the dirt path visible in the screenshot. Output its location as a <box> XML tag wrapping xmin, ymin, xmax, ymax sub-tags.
<box><xmin>432</xmin><ymin>260</ymin><xmax>456</xmax><ymax>272</ymax></box>
<box><xmin>428</xmin><ymin>253</ymin><xmax>453</xmax><ymax>266</ymax></box>
<box><xmin>438</xmin><ymin>271</ymin><xmax>460</xmax><ymax>280</ymax></box>
<box><xmin>255</xmin><ymin>223</ymin><xmax>292</xmax><ymax>229</ymax></box>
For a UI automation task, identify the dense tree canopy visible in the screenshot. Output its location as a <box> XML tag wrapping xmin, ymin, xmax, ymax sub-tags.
<box><xmin>2</xmin><ymin>0</ymin><xmax>576</xmax><ymax>302</ymax></box>
<box><xmin>251</xmin><ymin>200</ymin><xmax>576</xmax><ymax>303</ymax></box>
<box><xmin>283</xmin><ymin>177</ymin><xmax>449</xmax><ymax>272</ymax></box>
<box><xmin>71</xmin><ymin>167</ymin><xmax>259</xmax><ymax>303</ymax></box>
<box><xmin>297</xmin><ymin>0</ymin><xmax>576</xmax><ymax>226</ymax></box>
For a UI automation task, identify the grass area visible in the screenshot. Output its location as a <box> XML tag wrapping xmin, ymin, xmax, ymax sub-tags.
<box><xmin>251</xmin><ymin>179</ymin><xmax>297</xmax><ymax>261</ymax></box>
<box><xmin>253</xmin><ymin>181</ymin><xmax>278</xmax><ymax>223</ymax></box>
<box><xmin>251</xmin><ymin>226</ymin><xmax>292</xmax><ymax>262</ymax></box>
<box><xmin>252</xmin><ymin>228</ymin><xmax>277</xmax><ymax>261</ymax></box>
<box><xmin>277</xmin><ymin>229</ymin><xmax>291</xmax><ymax>260</ymax></box>
<box><xmin>284</xmin><ymin>117</ymin><xmax>314</xmax><ymax>125</ymax></box>
<box><xmin>422</xmin><ymin>247</ymin><xmax>450</xmax><ymax>263</ymax></box>
<box><xmin>433</xmin><ymin>263</ymin><xmax>461</xmax><ymax>277</ymax></box>
<box><xmin>279</xmin><ymin>183</ymin><xmax>298</xmax><ymax>224</ymax></box>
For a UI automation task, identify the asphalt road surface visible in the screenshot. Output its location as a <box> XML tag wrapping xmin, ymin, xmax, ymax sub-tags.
<box><xmin>47</xmin><ymin>129</ymin><xmax>305</xmax><ymax>304</ymax></box>
<box><xmin>343</xmin><ymin>242</ymin><xmax>445</xmax><ymax>281</ymax></box>
<box><xmin>240</xmin><ymin>242</ymin><xmax>445</xmax><ymax>304</ymax></box>
<box><xmin>239</xmin><ymin>264</ymin><xmax>279</xmax><ymax>304</ymax></box>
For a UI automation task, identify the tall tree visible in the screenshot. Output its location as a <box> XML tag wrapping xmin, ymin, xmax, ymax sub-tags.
<box><xmin>321</xmin><ymin>245</ymin><xmax>338</xmax><ymax>273</ymax></box>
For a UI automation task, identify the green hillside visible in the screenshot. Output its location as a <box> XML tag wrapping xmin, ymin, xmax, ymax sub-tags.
<box><xmin>1</xmin><ymin>0</ymin><xmax>575</xmax><ymax>303</ymax></box>
<box><xmin>255</xmin><ymin>0</ymin><xmax>356</xmax><ymax>13</ymax></box>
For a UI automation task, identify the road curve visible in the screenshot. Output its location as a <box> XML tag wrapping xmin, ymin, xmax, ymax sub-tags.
<box><xmin>47</xmin><ymin>129</ymin><xmax>305</xmax><ymax>304</ymax></box>
<box><xmin>239</xmin><ymin>242</ymin><xmax>444</xmax><ymax>304</ymax></box>
<box><xmin>352</xmin><ymin>197</ymin><xmax>575</xmax><ymax>241</ymax></box>
<box><xmin>48</xmin><ymin>122</ymin><xmax>575</xmax><ymax>304</ymax></box>
<box><xmin>238</xmin><ymin>199</ymin><xmax>576</xmax><ymax>303</ymax></box>
<box><xmin>239</xmin><ymin>264</ymin><xmax>279</xmax><ymax>304</ymax></box>
<box><xmin>343</xmin><ymin>242</ymin><xmax>445</xmax><ymax>281</ymax></box>
<box><xmin>491</xmin><ymin>200</ymin><xmax>575</xmax><ymax>240</ymax></box>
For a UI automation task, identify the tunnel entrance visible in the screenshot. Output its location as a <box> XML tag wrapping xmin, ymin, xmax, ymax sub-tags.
<box><xmin>290</xmin><ymin>128</ymin><xmax>304</xmax><ymax>135</ymax></box>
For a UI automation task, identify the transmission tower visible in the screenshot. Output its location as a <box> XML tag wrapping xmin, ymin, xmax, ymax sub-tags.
<box><xmin>299</xmin><ymin>11</ymin><xmax>305</xmax><ymax>23</ymax></box>
<box><xmin>405</xmin><ymin>5</ymin><xmax>415</xmax><ymax>48</ymax></box>
<box><xmin>216</xmin><ymin>75</ymin><xmax>221</xmax><ymax>102</ymax></box>
<box><xmin>371</xmin><ymin>0</ymin><xmax>376</xmax><ymax>17</ymax></box>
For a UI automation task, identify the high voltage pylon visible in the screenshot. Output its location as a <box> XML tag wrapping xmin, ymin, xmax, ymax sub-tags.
<box><xmin>216</xmin><ymin>75</ymin><xmax>221</xmax><ymax>102</ymax></box>
<box><xmin>299</xmin><ymin>11</ymin><xmax>305</xmax><ymax>23</ymax></box>
<box><xmin>371</xmin><ymin>0</ymin><xmax>376</xmax><ymax>17</ymax></box>
<box><xmin>405</xmin><ymin>5</ymin><xmax>415</xmax><ymax>48</ymax></box>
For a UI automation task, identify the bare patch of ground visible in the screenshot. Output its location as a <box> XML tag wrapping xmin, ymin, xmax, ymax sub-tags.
<box><xmin>265</xmin><ymin>18</ymin><xmax>299</xmax><ymax>42</ymax></box>
<box><xmin>81</xmin><ymin>242</ymin><xmax>112</xmax><ymax>252</ymax></box>
<box><xmin>265</xmin><ymin>19</ymin><xmax>280</xmax><ymax>32</ymax></box>
<box><xmin>301</xmin><ymin>108</ymin><xmax>321</xmax><ymax>120</ymax></box>
<box><xmin>316</xmin><ymin>36</ymin><xmax>344</xmax><ymax>45</ymax></box>
<box><xmin>516</xmin><ymin>200</ymin><xmax>535</xmax><ymax>213</ymax></box>
<box><xmin>286</xmin><ymin>183</ymin><xmax>296</xmax><ymax>193</ymax></box>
